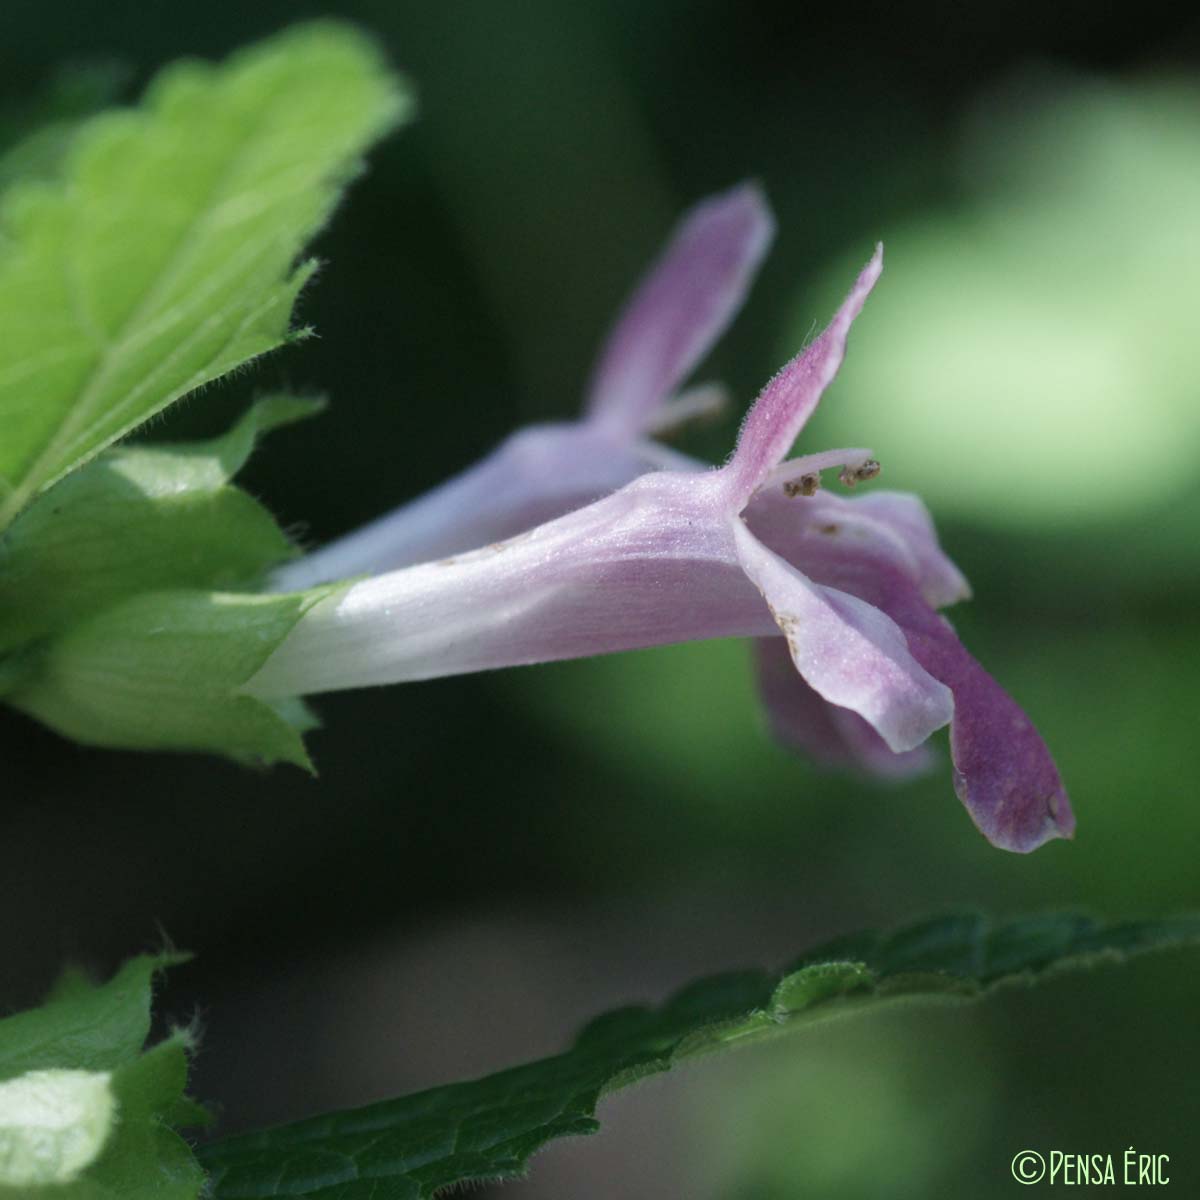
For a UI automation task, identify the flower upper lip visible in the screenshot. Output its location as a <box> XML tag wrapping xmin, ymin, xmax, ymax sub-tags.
<box><xmin>273</xmin><ymin>182</ymin><xmax>774</xmax><ymax>589</ymax></box>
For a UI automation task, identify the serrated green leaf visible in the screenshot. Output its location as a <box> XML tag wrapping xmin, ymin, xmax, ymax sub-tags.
<box><xmin>0</xmin><ymin>394</ymin><xmax>322</xmax><ymax>652</ymax></box>
<box><xmin>0</xmin><ymin>21</ymin><xmax>411</xmax><ymax>531</ymax></box>
<box><xmin>0</xmin><ymin>955</ymin><xmax>204</xmax><ymax>1199</ymax></box>
<box><xmin>198</xmin><ymin>912</ymin><xmax>1200</xmax><ymax>1199</ymax></box>
<box><xmin>5</xmin><ymin>586</ymin><xmax>337</xmax><ymax>768</ymax></box>
<box><xmin>0</xmin><ymin>955</ymin><xmax>180</xmax><ymax>1081</ymax></box>
<box><xmin>60</xmin><ymin>1038</ymin><xmax>207</xmax><ymax>1200</ymax></box>
<box><xmin>201</xmin><ymin>392</ymin><xmax>328</xmax><ymax>480</ymax></box>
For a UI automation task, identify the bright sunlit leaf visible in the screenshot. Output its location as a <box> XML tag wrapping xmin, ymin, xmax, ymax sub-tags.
<box><xmin>0</xmin><ymin>21</ymin><xmax>410</xmax><ymax>531</ymax></box>
<box><xmin>801</xmin><ymin>77</ymin><xmax>1200</xmax><ymax>529</ymax></box>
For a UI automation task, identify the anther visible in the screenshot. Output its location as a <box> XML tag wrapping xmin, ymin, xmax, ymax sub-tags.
<box><xmin>784</xmin><ymin>472</ymin><xmax>821</xmax><ymax>498</ymax></box>
<box><xmin>838</xmin><ymin>459</ymin><xmax>881</xmax><ymax>488</ymax></box>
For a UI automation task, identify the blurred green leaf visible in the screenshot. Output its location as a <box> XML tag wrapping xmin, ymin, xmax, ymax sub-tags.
<box><xmin>0</xmin><ymin>21</ymin><xmax>411</xmax><ymax>531</ymax></box>
<box><xmin>0</xmin><ymin>394</ymin><xmax>321</xmax><ymax>652</ymax></box>
<box><xmin>0</xmin><ymin>955</ymin><xmax>205</xmax><ymax>1197</ymax></box>
<box><xmin>199</xmin><ymin>912</ymin><xmax>1200</xmax><ymax>1199</ymax></box>
<box><xmin>0</xmin><ymin>61</ymin><xmax>131</xmax><ymax>191</ymax></box>
<box><xmin>802</xmin><ymin>75</ymin><xmax>1200</xmax><ymax>532</ymax></box>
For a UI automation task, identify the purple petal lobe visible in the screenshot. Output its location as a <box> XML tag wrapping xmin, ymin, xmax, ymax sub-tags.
<box><xmin>902</xmin><ymin>612</ymin><xmax>1075</xmax><ymax>853</ymax></box>
<box><xmin>731</xmin><ymin>519</ymin><xmax>954</xmax><ymax>753</ymax></box>
<box><xmin>756</xmin><ymin>526</ymin><xmax>1072</xmax><ymax>853</ymax></box>
<box><xmin>585</xmin><ymin>183</ymin><xmax>774</xmax><ymax>434</ymax></box>
<box><xmin>754</xmin><ymin>637</ymin><xmax>935</xmax><ymax>779</ymax></box>
<box><xmin>723</xmin><ymin>246</ymin><xmax>882</xmax><ymax>508</ymax></box>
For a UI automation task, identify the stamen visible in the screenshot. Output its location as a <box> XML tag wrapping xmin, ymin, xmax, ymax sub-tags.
<box><xmin>763</xmin><ymin>447</ymin><xmax>875</xmax><ymax>499</ymax></box>
<box><xmin>643</xmin><ymin>382</ymin><xmax>729</xmax><ymax>436</ymax></box>
<box><xmin>783</xmin><ymin>473</ymin><xmax>821</xmax><ymax>498</ymax></box>
<box><xmin>838</xmin><ymin>459</ymin><xmax>881</xmax><ymax>487</ymax></box>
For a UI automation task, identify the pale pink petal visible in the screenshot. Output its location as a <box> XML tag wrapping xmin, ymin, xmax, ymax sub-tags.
<box><xmin>848</xmin><ymin>491</ymin><xmax>971</xmax><ymax>608</ymax></box>
<box><xmin>722</xmin><ymin>246</ymin><xmax>882</xmax><ymax>508</ymax></box>
<box><xmin>585</xmin><ymin>183</ymin><xmax>774</xmax><ymax>435</ymax></box>
<box><xmin>272</xmin><ymin>425</ymin><xmax>662</xmax><ymax>589</ymax></box>
<box><xmin>754</xmin><ymin>638</ymin><xmax>935</xmax><ymax>779</ymax></box>
<box><xmin>248</xmin><ymin>473</ymin><xmax>771</xmax><ymax>697</ymax></box>
<box><xmin>745</xmin><ymin>487</ymin><xmax>967</xmax><ymax>611</ymax></box>
<box><xmin>730</xmin><ymin>519</ymin><xmax>954</xmax><ymax>753</ymax></box>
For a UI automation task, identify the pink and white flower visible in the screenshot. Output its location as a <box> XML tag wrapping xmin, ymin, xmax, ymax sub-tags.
<box><xmin>253</xmin><ymin>242</ymin><xmax>1072</xmax><ymax>853</ymax></box>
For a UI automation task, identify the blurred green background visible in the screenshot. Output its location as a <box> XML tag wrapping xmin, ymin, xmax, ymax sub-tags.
<box><xmin>2</xmin><ymin>1</ymin><xmax>1198</xmax><ymax>1195</ymax></box>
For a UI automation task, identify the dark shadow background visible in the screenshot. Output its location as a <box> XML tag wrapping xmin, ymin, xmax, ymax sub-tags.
<box><xmin>2</xmin><ymin>2</ymin><xmax>1199</xmax><ymax>1196</ymax></box>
